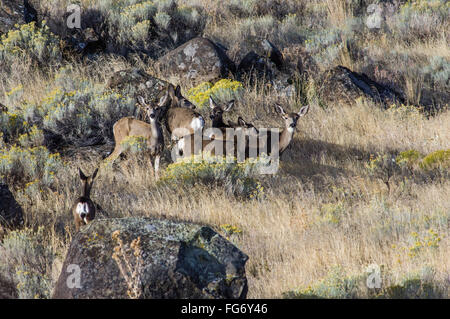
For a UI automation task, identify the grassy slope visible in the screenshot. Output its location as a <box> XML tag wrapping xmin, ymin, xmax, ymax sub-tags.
<box><xmin>0</xmin><ymin>0</ymin><xmax>449</xmax><ymax>298</ymax></box>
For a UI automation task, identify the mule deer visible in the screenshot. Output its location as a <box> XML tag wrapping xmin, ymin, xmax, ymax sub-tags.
<box><xmin>176</xmin><ymin>118</ymin><xmax>259</xmax><ymax>158</ymax></box>
<box><xmin>105</xmin><ymin>96</ymin><xmax>164</xmax><ymax>179</ymax></box>
<box><xmin>162</xmin><ymin>84</ymin><xmax>205</xmax><ymax>140</ymax></box>
<box><xmin>209</xmin><ymin>97</ymin><xmax>235</xmax><ymax>128</ymax></box>
<box><xmin>247</xmin><ymin>104</ymin><xmax>309</xmax><ymax>158</ymax></box>
<box><xmin>72</xmin><ymin>168</ymin><xmax>98</xmax><ymax>231</ymax></box>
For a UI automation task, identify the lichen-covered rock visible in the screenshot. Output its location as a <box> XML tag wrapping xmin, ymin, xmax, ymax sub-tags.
<box><xmin>0</xmin><ymin>0</ymin><xmax>24</xmax><ymax>35</ymax></box>
<box><xmin>107</xmin><ymin>68</ymin><xmax>169</xmax><ymax>103</ymax></box>
<box><xmin>320</xmin><ymin>65</ymin><xmax>405</xmax><ymax>107</ymax></box>
<box><xmin>52</xmin><ymin>217</ymin><xmax>248</xmax><ymax>299</ymax></box>
<box><xmin>155</xmin><ymin>37</ymin><xmax>236</xmax><ymax>85</ymax></box>
<box><xmin>0</xmin><ymin>183</ymin><xmax>24</xmax><ymax>234</ymax></box>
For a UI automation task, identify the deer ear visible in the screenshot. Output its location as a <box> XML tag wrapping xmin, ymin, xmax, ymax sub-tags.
<box><xmin>79</xmin><ymin>168</ymin><xmax>87</xmax><ymax>180</ymax></box>
<box><xmin>175</xmin><ymin>85</ymin><xmax>182</xmax><ymax>97</ymax></box>
<box><xmin>167</xmin><ymin>84</ymin><xmax>175</xmax><ymax>99</ymax></box>
<box><xmin>237</xmin><ymin>116</ymin><xmax>246</xmax><ymax>126</ymax></box>
<box><xmin>298</xmin><ymin>105</ymin><xmax>309</xmax><ymax>117</ymax></box>
<box><xmin>209</xmin><ymin>96</ymin><xmax>217</xmax><ymax>109</ymax></box>
<box><xmin>92</xmin><ymin>168</ymin><xmax>99</xmax><ymax>181</ymax></box>
<box><xmin>158</xmin><ymin>90</ymin><xmax>169</xmax><ymax>106</ymax></box>
<box><xmin>274</xmin><ymin>104</ymin><xmax>286</xmax><ymax>115</ymax></box>
<box><xmin>224</xmin><ymin>100</ymin><xmax>235</xmax><ymax>112</ymax></box>
<box><xmin>137</xmin><ymin>96</ymin><xmax>146</xmax><ymax>106</ymax></box>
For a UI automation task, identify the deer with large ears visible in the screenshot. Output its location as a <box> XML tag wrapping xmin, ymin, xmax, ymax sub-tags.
<box><xmin>162</xmin><ymin>84</ymin><xmax>205</xmax><ymax>141</ymax></box>
<box><xmin>72</xmin><ymin>168</ymin><xmax>98</xmax><ymax>231</ymax></box>
<box><xmin>176</xmin><ymin>117</ymin><xmax>259</xmax><ymax>158</ymax></box>
<box><xmin>105</xmin><ymin>96</ymin><xmax>164</xmax><ymax>179</ymax></box>
<box><xmin>247</xmin><ymin>104</ymin><xmax>309</xmax><ymax>158</ymax></box>
<box><xmin>207</xmin><ymin>97</ymin><xmax>258</xmax><ymax>140</ymax></box>
<box><xmin>209</xmin><ymin>96</ymin><xmax>235</xmax><ymax>128</ymax></box>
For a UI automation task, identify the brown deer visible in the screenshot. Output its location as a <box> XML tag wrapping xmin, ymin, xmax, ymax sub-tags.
<box><xmin>162</xmin><ymin>84</ymin><xmax>205</xmax><ymax>141</ymax></box>
<box><xmin>176</xmin><ymin>118</ymin><xmax>259</xmax><ymax>158</ymax></box>
<box><xmin>105</xmin><ymin>96</ymin><xmax>164</xmax><ymax>179</ymax></box>
<box><xmin>72</xmin><ymin>168</ymin><xmax>98</xmax><ymax>231</ymax></box>
<box><xmin>209</xmin><ymin>97</ymin><xmax>235</xmax><ymax>128</ymax></box>
<box><xmin>247</xmin><ymin>104</ymin><xmax>309</xmax><ymax>158</ymax></box>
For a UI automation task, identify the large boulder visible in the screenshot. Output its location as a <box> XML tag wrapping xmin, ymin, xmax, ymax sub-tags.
<box><xmin>320</xmin><ymin>65</ymin><xmax>405</xmax><ymax>108</ymax></box>
<box><xmin>0</xmin><ymin>183</ymin><xmax>24</xmax><ymax>235</ymax></box>
<box><xmin>52</xmin><ymin>217</ymin><xmax>248</xmax><ymax>299</ymax></box>
<box><xmin>107</xmin><ymin>68</ymin><xmax>169</xmax><ymax>103</ymax></box>
<box><xmin>155</xmin><ymin>37</ymin><xmax>236</xmax><ymax>85</ymax></box>
<box><xmin>237</xmin><ymin>36</ymin><xmax>285</xmax><ymax>71</ymax></box>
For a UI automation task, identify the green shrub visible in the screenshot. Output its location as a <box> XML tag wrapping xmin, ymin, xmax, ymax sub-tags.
<box><xmin>97</xmin><ymin>0</ymin><xmax>207</xmax><ymax>54</ymax></box>
<box><xmin>365</xmin><ymin>153</ymin><xmax>401</xmax><ymax>191</ymax></box>
<box><xmin>396</xmin><ymin>150</ymin><xmax>424</xmax><ymax>170</ymax></box>
<box><xmin>419</xmin><ymin>150</ymin><xmax>450</xmax><ymax>170</ymax></box>
<box><xmin>0</xmin><ymin>145</ymin><xmax>64</xmax><ymax>187</ymax></box>
<box><xmin>0</xmin><ymin>22</ymin><xmax>63</xmax><ymax>69</ymax></box>
<box><xmin>283</xmin><ymin>266</ymin><xmax>362</xmax><ymax>299</ymax></box>
<box><xmin>381</xmin><ymin>267</ymin><xmax>445</xmax><ymax>299</ymax></box>
<box><xmin>159</xmin><ymin>155</ymin><xmax>264</xmax><ymax>198</ymax></box>
<box><xmin>0</xmin><ymin>227</ymin><xmax>54</xmax><ymax>299</ymax></box>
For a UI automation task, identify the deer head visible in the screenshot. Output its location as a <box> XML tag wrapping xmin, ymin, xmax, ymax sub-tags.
<box><xmin>209</xmin><ymin>97</ymin><xmax>235</xmax><ymax>127</ymax></box>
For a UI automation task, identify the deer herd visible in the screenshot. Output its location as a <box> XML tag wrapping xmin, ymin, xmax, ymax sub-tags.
<box><xmin>73</xmin><ymin>83</ymin><xmax>309</xmax><ymax>230</ymax></box>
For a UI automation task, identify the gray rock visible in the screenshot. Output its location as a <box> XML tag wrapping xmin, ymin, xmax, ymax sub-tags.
<box><xmin>0</xmin><ymin>0</ymin><xmax>24</xmax><ymax>35</ymax></box>
<box><xmin>238</xmin><ymin>36</ymin><xmax>285</xmax><ymax>71</ymax></box>
<box><xmin>155</xmin><ymin>37</ymin><xmax>236</xmax><ymax>85</ymax></box>
<box><xmin>0</xmin><ymin>183</ymin><xmax>24</xmax><ymax>233</ymax></box>
<box><xmin>320</xmin><ymin>65</ymin><xmax>405</xmax><ymax>108</ymax></box>
<box><xmin>107</xmin><ymin>68</ymin><xmax>169</xmax><ymax>103</ymax></box>
<box><xmin>52</xmin><ymin>217</ymin><xmax>248</xmax><ymax>299</ymax></box>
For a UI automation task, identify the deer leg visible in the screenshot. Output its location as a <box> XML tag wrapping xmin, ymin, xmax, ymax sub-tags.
<box><xmin>154</xmin><ymin>155</ymin><xmax>160</xmax><ymax>180</ymax></box>
<box><xmin>105</xmin><ymin>145</ymin><xmax>122</xmax><ymax>164</ymax></box>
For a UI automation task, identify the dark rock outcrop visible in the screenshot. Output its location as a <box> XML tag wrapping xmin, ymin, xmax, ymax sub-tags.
<box><xmin>52</xmin><ymin>217</ymin><xmax>248</xmax><ymax>299</ymax></box>
<box><xmin>155</xmin><ymin>37</ymin><xmax>236</xmax><ymax>84</ymax></box>
<box><xmin>24</xmin><ymin>0</ymin><xmax>38</xmax><ymax>24</ymax></box>
<box><xmin>0</xmin><ymin>183</ymin><xmax>24</xmax><ymax>233</ymax></box>
<box><xmin>320</xmin><ymin>65</ymin><xmax>405</xmax><ymax>107</ymax></box>
<box><xmin>238</xmin><ymin>36</ymin><xmax>285</xmax><ymax>71</ymax></box>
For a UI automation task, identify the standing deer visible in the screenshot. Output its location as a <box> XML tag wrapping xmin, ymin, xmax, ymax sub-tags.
<box><xmin>162</xmin><ymin>84</ymin><xmax>205</xmax><ymax>141</ymax></box>
<box><xmin>72</xmin><ymin>168</ymin><xmax>98</xmax><ymax>231</ymax></box>
<box><xmin>105</xmin><ymin>96</ymin><xmax>164</xmax><ymax>179</ymax></box>
<box><xmin>248</xmin><ymin>104</ymin><xmax>309</xmax><ymax>158</ymax></box>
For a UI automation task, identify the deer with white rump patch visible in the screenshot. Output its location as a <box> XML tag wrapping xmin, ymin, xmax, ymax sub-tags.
<box><xmin>162</xmin><ymin>84</ymin><xmax>205</xmax><ymax>141</ymax></box>
<box><xmin>72</xmin><ymin>168</ymin><xmax>98</xmax><ymax>231</ymax></box>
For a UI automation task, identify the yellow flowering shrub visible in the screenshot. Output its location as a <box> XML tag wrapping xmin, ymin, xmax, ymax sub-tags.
<box><xmin>187</xmin><ymin>79</ymin><xmax>244</xmax><ymax>108</ymax></box>
<box><xmin>0</xmin><ymin>22</ymin><xmax>62</xmax><ymax>67</ymax></box>
<box><xmin>0</xmin><ymin>145</ymin><xmax>63</xmax><ymax>187</ymax></box>
<box><xmin>120</xmin><ymin>135</ymin><xmax>150</xmax><ymax>154</ymax></box>
<box><xmin>396</xmin><ymin>150</ymin><xmax>423</xmax><ymax>168</ymax></box>
<box><xmin>0</xmin><ymin>227</ymin><xmax>54</xmax><ymax>299</ymax></box>
<box><xmin>419</xmin><ymin>150</ymin><xmax>450</xmax><ymax>170</ymax></box>
<box><xmin>159</xmin><ymin>155</ymin><xmax>264</xmax><ymax>198</ymax></box>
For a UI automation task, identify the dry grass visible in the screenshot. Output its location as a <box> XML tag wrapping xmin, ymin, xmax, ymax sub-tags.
<box><xmin>1</xmin><ymin>0</ymin><xmax>449</xmax><ymax>299</ymax></box>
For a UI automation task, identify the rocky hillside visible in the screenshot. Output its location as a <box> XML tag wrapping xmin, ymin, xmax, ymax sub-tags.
<box><xmin>0</xmin><ymin>0</ymin><xmax>449</xmax><ymax>299</ymax></box>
